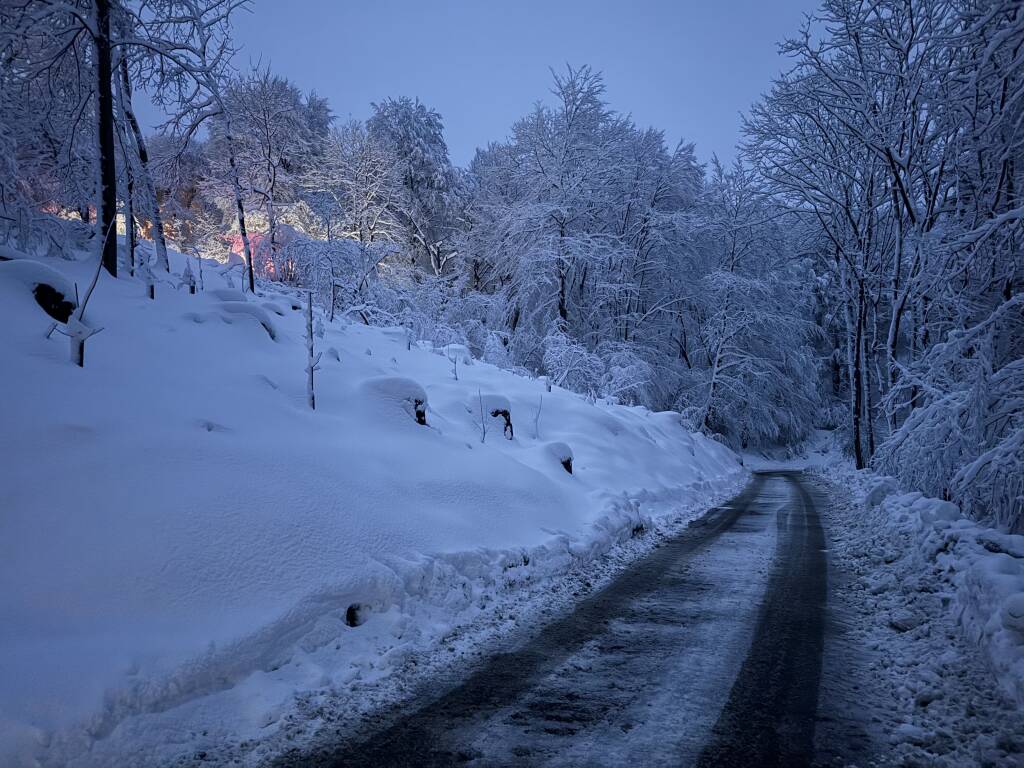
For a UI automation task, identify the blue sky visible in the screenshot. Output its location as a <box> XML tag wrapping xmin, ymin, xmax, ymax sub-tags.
<box><xmin>149</xmin><ymin>0</ymin><xmax>820</xmax><ymax>167</ymax></box>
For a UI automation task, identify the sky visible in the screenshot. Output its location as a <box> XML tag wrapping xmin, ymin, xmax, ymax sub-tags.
<box><xmin>148</xmin><ymin>0</ymin><xmax>820</xmax><ymax>168</ymax></box>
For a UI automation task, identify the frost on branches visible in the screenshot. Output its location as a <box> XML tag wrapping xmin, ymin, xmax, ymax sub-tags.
<box><xmin>2</xmin><ymin>0</ymin><xmax>1020</xmax><ymax>531</ymax></box>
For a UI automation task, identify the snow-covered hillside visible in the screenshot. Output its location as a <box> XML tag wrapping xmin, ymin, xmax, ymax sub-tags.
<box><xmin>0</xmin><ymin>248</ymin><xmax>742</xmax><ymax>766</ymax></box>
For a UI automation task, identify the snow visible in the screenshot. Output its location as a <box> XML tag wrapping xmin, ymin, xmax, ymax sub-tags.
<box><xmin>741</xmin><ymin>428</ymin><xmax>837</xmax><ymax>471</ymax></box>
<box><xmin>815</xmin><ymin>463</ymin><xmax>1024</xmax><ymax>764</ymax></box>
<box><xmin>0</xmin><ymin>258</ymin><xmax>77</xmax><ymax>306</ymax></box>
<box><xmin>869</xmin><ymin>489</ymin><xmax>1024</xmax><ymax>707</ymax></box>
<box><xmin>215</xmin><ymin>300</ymin><xmax>279</xmax><ymax>340</ymax></box>
<box><xmin>0</xmin><ymin>247</ymin><xmax>742</xmax><ymax>766</ymax></box>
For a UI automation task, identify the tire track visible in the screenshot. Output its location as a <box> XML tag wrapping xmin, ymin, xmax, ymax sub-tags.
<box><xmin>695</xmin><ymin>473</ymin><xmax>827</xmax><ymax>767</ymax></box>
<box><xmin>279</xmin><ymin>472</ymin><xmax>832</xmax><ymax>767</ymax></box>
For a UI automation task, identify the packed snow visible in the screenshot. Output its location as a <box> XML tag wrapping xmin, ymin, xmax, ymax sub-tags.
<box><xmin>0</xmin><ymin>247</ymin><xmax>742</xmax><ymax>767</ymax></box>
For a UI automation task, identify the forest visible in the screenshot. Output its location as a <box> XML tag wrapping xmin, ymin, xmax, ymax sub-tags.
<box><xmin>1</xmin><ymin>0</ymin><xmax>1022</xmax><ymax>533</ymax></box>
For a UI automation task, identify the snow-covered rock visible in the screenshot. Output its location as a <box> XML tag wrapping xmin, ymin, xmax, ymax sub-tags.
<box><xmin>0</xmin><ymin>256</ymin><xmax>77</xmax><ymax>302</ymax></box>
<box><xmin>470</xmin><ymin>393</ymin><xmax>514</xmax><ymax>439</ymax></box>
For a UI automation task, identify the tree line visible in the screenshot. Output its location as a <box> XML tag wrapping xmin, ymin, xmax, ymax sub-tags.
<box><xmin>1</xmin><ymin>0</ymin><xmax>1020</xmax><ymax>529</ymax></box>
<box><xmin>744</xmin><ymin>0</ymin><xmax>1023</xmax><ymax>530</ymax></box>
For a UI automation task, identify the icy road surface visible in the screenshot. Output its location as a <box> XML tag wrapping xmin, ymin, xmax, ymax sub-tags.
<box><xmin>277</xmin><ymin>472</ymin><xmax>848</xmax><ymax>767</ymax></box>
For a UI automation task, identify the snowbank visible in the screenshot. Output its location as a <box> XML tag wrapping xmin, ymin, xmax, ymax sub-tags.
<box><xmin>0</xmin><ymin>258</ymin><xmax>77</xmax><ymax>303</ymax></box>
<box><xmin>0</xmin><ymin>246</ymin><xmax>742</xmax><ymax>766</ymax></box>
<box><xmin>831</xmin><ymin>468</ymin><xmax>1024</xmax><ymax>708</ymax></box>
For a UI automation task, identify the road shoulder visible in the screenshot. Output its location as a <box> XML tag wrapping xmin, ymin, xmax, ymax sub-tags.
<box><xmin>812</xmin><ymin>471</ymin><xmax>1024</xmax><ymax>767</ymax></box>
<box><xmin>250</xmin><ymin>474</ymin><xmax>751</xmax><ymax>767</ymax></box>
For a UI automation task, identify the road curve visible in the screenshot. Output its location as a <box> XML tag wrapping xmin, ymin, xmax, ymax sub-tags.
<box><xmin>279</xmin><ymin>471</ymin><xmax>830</xmax><ymax>767</ymax></box>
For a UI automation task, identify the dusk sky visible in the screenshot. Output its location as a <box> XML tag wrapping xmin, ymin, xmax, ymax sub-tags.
<box><xmin>203</xmin><ymin>0</ymin><xmax>819</xmax><ymax>167</ymax></box>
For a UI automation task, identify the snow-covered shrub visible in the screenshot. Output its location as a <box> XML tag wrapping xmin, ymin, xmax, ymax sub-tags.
<box><xmin>217</xmin><ymin>301</ymin><xmax>278</xmax><ymax>340</ymax></box>
<box><xmin>542</xmin><ymin>330</ymin><xmax>603</xmax><ymax>395</ymax></box>
<box><xmin>179</xmin><ymin>259</ymin><xmax>196</xmax><ymax>294</ymax></box>
<box><xmin>471</xmin><ymin>393</ymin><xmax>514</xmax><ymax>440</ymax></box>
<box><xmin>0</xmin><ymin>258</ymin><xmax>77</xmax><ymax>321</ymax></box>
<box><xmin>677</xmin><ymin>403</ymin><xmax>704</xmax><ymax>434</ymax></box>
<box><xmin>445</xmin><ymin>343</ymin><xmax>473</xmax><ymax>366</ymax></box>
<box><xmin>359</xmin><ymin>376</ymin><xmax>429</xmax><ymax>426</ymax></box>
<box><xmin>598</xmin><ymin>343</ymin><xmax>654</xmax><ymax>406</ymax></box>
<box><xmin>544</xmin><ymin>442</ymin><xmax>574</xmax><ymax>474</ymax></box>
<box><xmin>280</xmin><ymin>236</ymin><xmax>378</xmax><ymax>318</ymax></box>
<box><xmin>482</xmin><ymin>331</ymin><xmax>511</xmax><ymax>368</ymax></box>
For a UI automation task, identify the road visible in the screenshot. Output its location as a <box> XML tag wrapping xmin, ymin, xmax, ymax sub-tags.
<box><xmin>284</xmin><ymin>471</ymin><xmax>841</xmax><ymax>767</ymax></box>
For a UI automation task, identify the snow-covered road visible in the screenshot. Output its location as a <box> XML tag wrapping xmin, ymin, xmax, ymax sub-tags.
<box><xmin>275</xmin><ymin>472</ymin><xmax>840</xmax><ymax>766</ymax></box>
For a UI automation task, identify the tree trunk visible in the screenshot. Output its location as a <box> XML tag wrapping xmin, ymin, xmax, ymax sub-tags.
<box><xmin>266</xmin><ymin>196</ymin><xmax>278</xmax><ymax>270</ymax></box>
<box><xmin>864</xmin><ymin>308</ymin><xmax>876</xmax><ymax>458</ymax></box>
<box><xmin>557</xmin><ymin>266</ymin><xmax>568</xmax><ymax>322</ymax></box>
<box><xmin>850</xmin><ymin>288</ymin><xmax>865</xmax><ymax>470</ymax></box>
<box><xmin>702</xmin><ymin>346</ymin><xmax>722</xmax><ymax>433</ymax></box>
<box><xmin>95</xmin><ymin>0</ymin><xmax>118</xmax><ymax>277</ymax></box>
<box><xmin>120</xmin><ymin>58</ymin><xmax>169</xmax><ymax>271</ymax></box>
<box><xmin>124</xmin><ymin>164</ymin><xmax>136</xmax><ymax>276</ymax></box>
<box><xmin>224</xmin><ymin>124</ymin><xmax>255</xmax><ymax>292</ymax></box>
<box><xmin>305</xmin><ymin>292</ymin><xmax>318</xmax><ymax>410</ymax></box>
<box><xmin>853</xmin><ymin>288</ymin><xmax>867</xmax><ymax>469</ymax></box>
<box><xmin>114</xmin><ymin>57</ymin><xmax>136</xmax><ymax>275</ymax></box>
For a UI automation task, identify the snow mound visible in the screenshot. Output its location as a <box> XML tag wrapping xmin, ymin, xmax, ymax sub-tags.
<box><xmin>470</xmin><ymin>393</ymin><xmax>514</xmax><ymax>439</ymax></box>
<box><xmin>260</xmin><ymin>300</ymin><xmax>288</xmax><ymax>317</ymax></box>
<box><xmin>0</xmin><ymin>258</ymin><xmax>78</xmax><ymax>322</ymax></box>
<box><xmin>444</xmin><ymin>343</ymin><xmax>473</xmax><ymax>365</ymax></box>
<box><xmin>209</xmin><ymin>288</ymin><xmax>246</xmax><ymax>302</ymax></box>
<box><xmin>216</xmin><ymin>301</ymin><xmax>278</xmax><ymax>340</ymax></box>
<box><xmin>359</xmin><ymin>376</ymin><xmax>429</xmax><ymax>425</ymax></box>
<box><xmin>0</xmin><ymin>246</ymin><xmax>743</xmax><ymax>767</ymax></box>
<box><xmin>0</xmin><ymin>257</ymin><xmax>77</xmax><ymax>299</ymax></box>
<box><xmin>840</xmin><ymin>472</ymin><xmax>1024</xmax><ymax>708</ymax></box>
<box><xmin>543</xmin><ymin>441</ymin><xmax>574</xmax><ymax>473</ymax></box>
<box><xmin>865</xmin><ymin>477</ymin><xmax>898</xmax><ymax>508</ymax></box>
<box><xmin>818</xmin><ymin>466</ymin><xmax>1024</xmax><ymax>765</ymax></box>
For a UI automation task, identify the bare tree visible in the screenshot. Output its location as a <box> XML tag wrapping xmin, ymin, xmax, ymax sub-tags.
<box><xmin>130</xmin><ymin>0</ymin><xmax>255</xmax><ymax>290</ymax></box>
<box><xmin>114</xmin><ymin>27</ymin><xmax>170</xmax><ymax>272</ymax></box>
<box><xmin>476</xmin><ymin>389</ymin><xmax>487</xmax><ymax>444</ymax></box>
<box><xmin>305</xmin><ymin>291</ymin><xmax>322</xmax><ymax>409</ymax></box>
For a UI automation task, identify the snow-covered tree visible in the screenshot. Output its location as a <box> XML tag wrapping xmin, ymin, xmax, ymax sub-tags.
<box><xmin>367</xmin><ymin>97</ymin><xmax>463</xmax><ymax>276</ymax></box>
<box><xmin>213</xmin><ymin>67</ymin><xmax>324</xmax><ymax>280</ymax></box>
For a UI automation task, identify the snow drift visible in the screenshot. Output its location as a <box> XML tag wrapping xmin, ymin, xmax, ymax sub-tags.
<box><xmin>0</xmin><ymin>247</ymin><xmax>742</xmax><ymax>766</ymax></box>
<box><xmin>856</xmin><ymin>477</ymin><xmax>1024</xmax><ymax>707</ymax></box>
